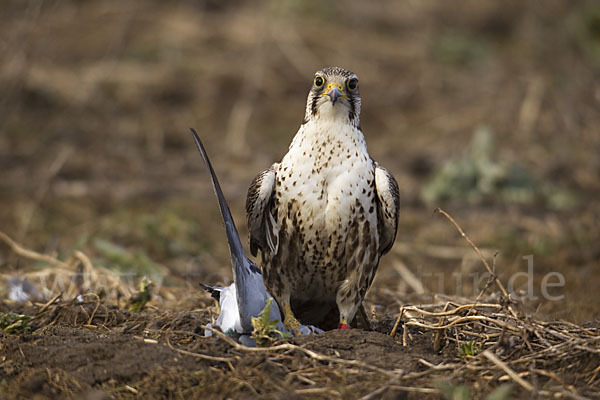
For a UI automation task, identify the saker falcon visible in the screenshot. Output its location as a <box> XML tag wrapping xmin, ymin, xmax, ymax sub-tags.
<box><xmin>246</xmin><ymin>66</ymin><xmax>399</xmax><ymax>332</ymax></box>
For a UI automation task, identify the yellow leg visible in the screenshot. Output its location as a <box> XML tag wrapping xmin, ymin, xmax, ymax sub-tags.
<box><xmin>282</xmin><ymin>301</ymin><xmax>302</xmax><ymax>335</ymax></box>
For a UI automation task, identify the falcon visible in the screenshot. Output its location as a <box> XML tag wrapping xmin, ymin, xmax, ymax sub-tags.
<box><xmin>246</xmin><ymin>67</ymin><xmax>399</xmax><ymax>332</ymax></box>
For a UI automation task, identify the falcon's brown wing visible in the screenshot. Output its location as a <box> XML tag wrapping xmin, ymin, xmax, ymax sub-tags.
<box><xmin>374</xmin><ymin>163</ymin><xmax>400</xmax><ymax>255</ymax></box>
<box><xmin>245</xmin><ymin>164</ymin><xmax>279</xmax><ymax>257</ymax></box>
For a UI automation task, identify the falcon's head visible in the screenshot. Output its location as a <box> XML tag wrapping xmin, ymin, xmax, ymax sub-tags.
<box><xmin>303</xmin><ymin>66</ymin><xmax>361</xmax><ymax>128</ymax></box>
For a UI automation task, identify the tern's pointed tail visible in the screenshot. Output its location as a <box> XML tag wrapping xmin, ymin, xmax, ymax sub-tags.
<box><xmin>190</xmin><ymin>129</ymin><xmax>247</xmax><ymax>280</ymax></box>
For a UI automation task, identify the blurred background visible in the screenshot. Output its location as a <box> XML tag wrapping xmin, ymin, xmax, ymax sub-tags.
<box><xmin>1</xmin><ymin>0</ymin><xmax>599</xmax><ymax>321</ymax></box>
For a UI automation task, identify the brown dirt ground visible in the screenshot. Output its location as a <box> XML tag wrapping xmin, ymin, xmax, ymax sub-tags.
<box><xmin>0</xmin><ymin>298</ymin><xmax>446</xmax><ymax>400</ymax></box>
<box><xmin>1</xmin><ymin>294</ymin><xmax>599</xmax><ymax>399</ymax></box>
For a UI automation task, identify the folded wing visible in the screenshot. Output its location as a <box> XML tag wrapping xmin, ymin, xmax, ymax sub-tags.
<box><xmin>374</xmin><ymin>163</ymin><xmax>400</xmax><ymax>255</ymax></box>
<box><xmin>246</xmin><ymin>165</ymin><xmax>279</xmax><ymax>257</ymax></box>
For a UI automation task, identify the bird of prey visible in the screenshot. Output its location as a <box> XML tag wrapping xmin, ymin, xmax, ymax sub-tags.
<box><xmin>191</xmin><ymin>129</ymin><xmax>321</xmax><ymax>346</ymax></box>
<box><xmin>246</xmin><ymin>67</ymin><xmax>399</xmax><ymax>332</ymax></box>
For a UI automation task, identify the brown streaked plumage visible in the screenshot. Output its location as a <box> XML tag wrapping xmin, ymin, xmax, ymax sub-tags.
<box><xmin>246</xmin><ymin>66</ymin><xmax>399</xmax><ymax>331</ymax></box>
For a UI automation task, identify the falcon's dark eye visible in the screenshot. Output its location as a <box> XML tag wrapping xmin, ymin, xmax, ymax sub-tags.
<box><xmin>314</xmin><ymin>76</ymin><xmax>324</xmax><ymax>88</ymax></box>
<box><xmin>347</xmin><ymin>78</ymin><xmax>358</xmax><ymax>91</ymax></box>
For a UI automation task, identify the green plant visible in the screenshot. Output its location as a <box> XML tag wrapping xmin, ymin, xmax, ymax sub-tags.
<box><xmin>0</xmin><ymin>312</ymin><xmax>32</xmax><ymax>334</ymax></box>
<box><xmin>128</xmin><ymin>277</ymin><xmax>153</xmax><ymax>313</ymax></box>
<box><xmin>459</xmin><ymin>340</ymin><xmax>479</xmax><ymax>359</ymax></box>
<box><xmin>251</xmin><ymin>299</ymin><xmax>290</xmax><ymax>346</ymax></box>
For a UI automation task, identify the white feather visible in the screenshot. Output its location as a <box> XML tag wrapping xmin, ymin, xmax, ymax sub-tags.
<box><xmin>215</xmin><ymin>283</ymin><xmax>243</xmax><ymax>334</ymax></box>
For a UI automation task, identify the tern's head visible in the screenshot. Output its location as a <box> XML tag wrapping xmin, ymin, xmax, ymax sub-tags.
<box><xmin>304</xmin><ymin>66</ymin><xmax>361</xmax><ymax>127</ymax></box>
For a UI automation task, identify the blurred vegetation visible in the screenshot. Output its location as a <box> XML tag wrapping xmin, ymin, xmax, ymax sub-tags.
<box><xmin>422</xmin><ymin>127</ymin><xmax>578</xmax><ymax>209</ymax></box>
<box><xmin>437</xmin><ymin>381</ymin><xmax>513</xmax><ymax>400</ymax></box>
<box><xmin>93</xmin><ymin>238</ymin><xmax>167</xmax><ymax>279</ymax></box>
<box><xmin>568</xmin><ymin>3</ymin><xmax>600</xmax><ymax>67</ymax></box>
<box><xmin>0</xmin><ymin>0</ymin><xmax>599</xmax><ymax>321</ymax></box>
<box><xmin>128</xmin><ymin>277</ymin><xmax>153</xmax><ymax>312</ymax></box>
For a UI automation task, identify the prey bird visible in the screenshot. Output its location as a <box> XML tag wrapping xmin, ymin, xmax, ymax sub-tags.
<box><xmin>191</xmin><ymin>129</ymin><xmax>320</xmax><ymax>346</ymax></box>
<box><xmin>246</xmin><ymin>67</ymin><xmax>400</xmax><ymax>332</ymax></box>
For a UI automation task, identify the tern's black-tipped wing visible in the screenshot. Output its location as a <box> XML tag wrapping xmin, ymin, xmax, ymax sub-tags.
<box><xmin>191</xmin><ymin>129</ymin><xmax>247</xmax><ymax>278</ymax></box>
<box><xmin>199</xmin><ymin>282</ymin><xmax>222</xmax><ymax>301</ymax></box>
<box><xmin>191</xmin><ymin>129</ymin><xmax>271</xmax><ymax>332</ymax></box>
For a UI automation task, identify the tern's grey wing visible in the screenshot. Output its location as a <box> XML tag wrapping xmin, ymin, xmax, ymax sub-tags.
<box><xmin>374</xmin><ymin>163</ymin><xmax>400</xmax><ymax>255</ymax></box>
<box><xmin>191</xmin><ymin>129</ymin><xmax>272</xmax><ymax>333</ymax></box>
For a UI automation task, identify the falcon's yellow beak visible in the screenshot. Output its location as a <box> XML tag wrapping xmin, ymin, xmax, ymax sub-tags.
<box><xmin>321</xmin><ymin>83</ymin><xmax>346</xmax><ymax>105</ymax></box>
